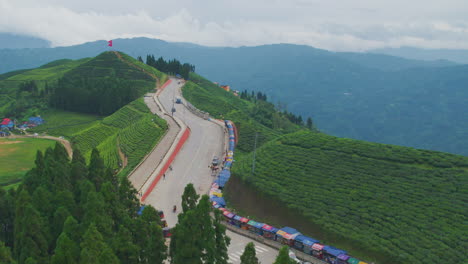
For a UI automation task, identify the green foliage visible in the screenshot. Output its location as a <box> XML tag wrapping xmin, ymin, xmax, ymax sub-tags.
<box><xmin>67</xmin><ymin>98</ymin><xmax>166</xmax><ymax>172</ymax></box>
<box><xmin>181</xmin><ymin>183</ymin><xmax>199</xmax><ymax>213</ymax></box>
<box><xmin>0</xmin><ymin>58</ymin><xmax>90</xmax><ymax>118</ymax></box>
<box><xmin>50</xmin><ymin>52</ymin><xmax>157</xmax><ymax>116</ymax></box>
<box><xmin>170</xmin><ymin>194</ymin><xmax>230</xmax><ymax>264</ymax></box>
<box><xmin>0</xmin><ymin>143</ymin><xmax>166</xmax><ymax>263</ymax></box>
<box><xmin>0</xmin><ymin>241</ymin><xmax>15</xmax><ymax>264</ymax></box>
<box><xmin>240</xmin><ymin>242</ymin><xmax>259</xmax><ymax>264</ymax></box>
<box><xmin>232</xmin><ymin>130</ymin><xmax>468</xmax><ymax>264</ymax></box>
<box><xmin>80</xmin><ymin>224</ymin><xmax>119</xmax><ymax>264</ymax></box>
<box><xmin>146</xmin><ymin>55</ymin><xmax>194</xmax><ymax>79</ymax></box>
<box><xmin>273</xmin><ymin>246</ymin><xmax>295</xmax><ymax>264</ymax></box>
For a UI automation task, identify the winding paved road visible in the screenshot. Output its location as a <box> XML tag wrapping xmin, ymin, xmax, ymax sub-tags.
<box><xmin>145</xmin><ymin>79</ymin><xmax>225</xmax><ymax>227</ymax></box>
<box><xmin>134</xmin><ymin>77</ymin><xmax>280</xmax><ymax>263</ymax></box>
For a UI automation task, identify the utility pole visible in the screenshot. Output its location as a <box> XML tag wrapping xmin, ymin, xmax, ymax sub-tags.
<box><xmin>252</xmin><ymin>132</ymin><xmax>258</xmax><ymax>174</ymax></box>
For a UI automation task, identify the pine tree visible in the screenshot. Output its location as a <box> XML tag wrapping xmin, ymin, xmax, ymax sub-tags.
<box><xmin>212</xmin><ymin>209</ymin><xmax>230</xmax><ymax>264</ymax></box>
<box><xmin>170</xmin><ymin>210</ymin><xmax>203</xmax><ymax>264</ymax></box>
<box><xmin>112</xmin><ymin>225</ymin><xmax>139</xmax><ymax>264</ymax></box>
<box><xmin>0</xmin><ymin>189</ymin><xmax>15</xmax><ymax>248</ymax></box>
<box><xmin>196</xmin><ymin>196</ymin><xmax>216</xmax><ymax>263</ymax></box>
<box><xmin>0</xmin><ymin>241</ymin><xmax>15</xmax><ymax>264</ymax></box>
<box><xmin>62</xmin><ymin>216</ymin><xmax>81</xmax><ymax>244</ymax></box>
<box><xmin>88</xmin><ymin>149</ymin><xmax>106</xmax><ymax>190</ymax></box>
<box><xmin>118</xmin><ymin>177</ymin><xmax>139</xmax><ymax>218</ymax></box>
<box><xmin>306</xmin><ymin>117</ymin><xmax>313</xmax><ymax>129</ymax></box>
<box><xmin>240</xmin><ymin>242</ymin><xmax>259</xmax><ymax>264</ymax></box>
<box><xmin>273</xmin><ymin>246</ymin><xmax>295</xmax><ymax>264</ymax></box>
<box><xmin>80</xmin><ymin>224</ymin><xmax>118</xmax><ymax>264</ymax></box>
<box><xmin>51</xmin><ymin>233</ymin><xmax>79</xmax><ymax>264</ymax></box>
<box><xmin>141</xmin><ymin>223</ymin><xmax>166</xmax><ymax>264</ymax></box>
<box><xmin>70</xmin><ymin>149</ymin><xmax>87</xmax><ymax>186</ymax></box>
<box><xmin>15</xmin><ymin>204</ymin><xmax>49</xmax><ymax>264</ymax></box>
<box><xmin>181</xmin><ymin>183</ymin><xmax>199</xmax><ymax>213</ymax></box>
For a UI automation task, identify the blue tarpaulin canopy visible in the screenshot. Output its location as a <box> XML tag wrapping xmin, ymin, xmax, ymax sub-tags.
<box><xmin>219</xmin><ymin>170</ymin><xmax>231</xmax><ymax>178</ymax></box>
<box><xmin>323</xmin><ymin>246</ymin><xmax>347</xmax><ymax>257</ymax></box>
<box><xmin>261</xmin><ymin>225</ymin><xmax>279</xmax><ymax>233</ymax></box>
<box><xmin>210</xmin><ymin>197</ymin><xmax>226</xmax><ymax>207</ymax></box>
<box><xmin>295</xmin><ymin>235</ymin><xmax>319</xmax><ymax>246</ymax></box>
<box><xmin>280</xmin><ymin>227</ymin><xmax>300</xmax><ymax>235</ymax></box>
<box><xmin>137</xmin><ymin>206</ymin><xmax>146</xmax><ymax>216</ymax></box>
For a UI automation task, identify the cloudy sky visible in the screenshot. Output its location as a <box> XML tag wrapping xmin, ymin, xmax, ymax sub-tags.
<box><xmin>1</xmin><ymin>0</ymin><xmax>467</xmax><ymax>51</ymax></box>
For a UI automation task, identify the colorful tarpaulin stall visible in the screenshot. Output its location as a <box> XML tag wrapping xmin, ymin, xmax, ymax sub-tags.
<box><xmin>276</xmin><ymin>227</ymin><xmax>301</xmax><ymax>245</ymax></box>
<box><xmin>311</xmin><ymin>243</ymin><xmax>325</xmax><ymax>259</ymax></box>
<box><xmin>232</xmin><ymin>215</ymin><xmax>244</xmax><ymax>228</ymax></box>
<box><xmin>323</xmin><ymin>246</ymin><xmax>347</xmax><ymax>264</ymax></box>
<box><xmin>337</xmin><ymin>254</ymin><xmax>350</xmax><ymax>264</ymax></box>
<box><xmin>246</xmin><ymin>220</ymin><xmax>264</xmax><ymax>235</ymax></box>
<box><xmin>223</xmin><ymin>211</ymin><xmax>235</xmax><ymax>219</ymax></box>
<box><xmin>261</xmin><ymin>224</ymin><xmax>279</xmax><ymax>240</ymax></box>
<box><xmin>347</xmin><ymin>257</ymin><xmax>360</xmax><ymax>264</ymax></box>
<box><xmin>293</xmin><ymin>235</ymin><xmax>319</xmax><ymax>254</ymax></box>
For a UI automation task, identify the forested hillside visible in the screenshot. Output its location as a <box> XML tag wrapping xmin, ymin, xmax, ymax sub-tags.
<box><xmin>0</xmin><ymin>144</ymin><xmax>166</xmax><ymax>264</ymax></box>
<box><xmin>229</xmin><ymin>130</ymin><xmax>468</xmax><ymax>264</ymax></box>
<box><xmin>2</xmin><ymin>38</ymin><xmax>466</xmax><ymax>155</ymax></box>
<box><xmin>50</xmin><ymin>52</ymin><xmax>161</xmax><ymax>115</ymax></box>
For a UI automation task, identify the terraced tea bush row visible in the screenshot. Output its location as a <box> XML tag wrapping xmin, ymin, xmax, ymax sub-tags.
<box><xmin>72</xmin><ymin>123</ymin><xmax>119</xmax><ymax>155</ymax></box>
<box><xmin>232</xmin><ymin>130</ymin><xmax>468</xmax><ymax>264</ymax></box>
<box><xmin>118</xmin><ymin>115</ymin><xmax>166</xmax><ymax>171</ymax></box>
<box><xmin>71</xmin><ymin>98</ymin><xmax>167</xmax><ymax>174</ymax></box>
<box><xmin>102</xmin><ymin>105</ymin><xmax>144</xmax><ymax>128</ymax></box>
<box><xmin>95</xmin><ymin>134</ymin><xmax>120</xmax><ymax>169</ymax></box>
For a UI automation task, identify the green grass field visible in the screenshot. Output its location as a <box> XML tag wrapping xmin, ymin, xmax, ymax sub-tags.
<box><xmin>29</xmin><ymin>109</ymin><xmax>102</xmax><ymax>138</ymax></box>
<box><xmin>0</xmin><ymin>138</ymin><xmax>56</xmax><ymax>188</ymax></box>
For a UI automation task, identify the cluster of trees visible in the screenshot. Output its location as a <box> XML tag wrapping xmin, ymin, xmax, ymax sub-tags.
<box><xmin>0</xmin><ymin>144</ymin><xmax>166</xmax><ymax>263</ymax></box>
<box><xmin>49</xmin><ymin>52</ymin><xmax>156</xmax><ymax>116</ymax></box>
<box><xmin>144</xmin><ymin>55</ymin><xmax>195</xmax><ymax>80</ymax></box>
<box><xmin>239</xmin><ymin>89</ymin><xmax>313</xmax><ymax>129</ymax></box>
<box><xmin>51</xmin><ymin>77</ymin><xmax>140</xmax><ymax>115</ymax></box>
<box><xmin>169</xmin><ymin>184</ymin><xmax>230</xmax><ymax>264</ymax></box>
<box><xmin>232</xmin><ymin>130</ymin><xmax>468</xmax><ymax>264</ymax></box>
<box><xmin>239</xmin><ymin>90</ymin><xmax>267</xmax><ymax>102</ymax></box>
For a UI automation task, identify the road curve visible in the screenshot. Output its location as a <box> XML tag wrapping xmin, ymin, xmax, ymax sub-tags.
<box><xmin>141</xmin><ymin>77</ymin><xmax>281</xmax><ymax>264</ymax></box>
<box><xmin>145</xmin><ymin>78</ymin><xmax>225</xmax><ymax>227</ymax></box>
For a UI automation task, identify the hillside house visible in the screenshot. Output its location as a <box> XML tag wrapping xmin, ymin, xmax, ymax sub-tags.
<box><xmin>220</xmin><ymin>85</ymin><xmax>230</xmax><ymax>92</ymax></box>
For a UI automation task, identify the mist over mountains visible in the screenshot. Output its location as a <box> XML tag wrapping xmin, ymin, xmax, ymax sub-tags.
<box><xmin>1</xmin><ymin>37</ymin><xmax>467</xmax><ymax>156</ymax></box>
<box><xmin>0</xmin><ymin>33</ymin><xmax>51</xmax><ymax>49</ymax></box>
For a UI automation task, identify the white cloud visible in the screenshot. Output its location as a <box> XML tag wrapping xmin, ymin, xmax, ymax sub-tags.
<box><xmin>0</xmin><ymin>0</ymin><xmax>468</xmax><ymax>51</ymax></box>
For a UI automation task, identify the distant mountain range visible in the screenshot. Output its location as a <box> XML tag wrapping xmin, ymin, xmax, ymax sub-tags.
<box><xmin>370</xmin><ymin>46</ymin><xmax>468</xmax><ymax>64</ymax></box>
<box><xmin>1</xmin><ymin>37</ymin><xmax>467</xmax><ymax>155</ymax></box>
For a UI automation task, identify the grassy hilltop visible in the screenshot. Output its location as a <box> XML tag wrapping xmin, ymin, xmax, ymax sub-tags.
<box><xmin>0</xmin><ymin>51</ymin><xmax>168</xmax><ymax>187</ymax></box>
<box><xmin>183</xmin><ymin>72</ymin><xmax>468</xmax><ymax>264</ymax></box>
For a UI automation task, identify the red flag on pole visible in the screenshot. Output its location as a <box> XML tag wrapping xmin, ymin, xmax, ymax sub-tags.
<box><xmin>107</xmin><ymin>40</ymin><xmax>113</xmax><ymax>47</ymax></box>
